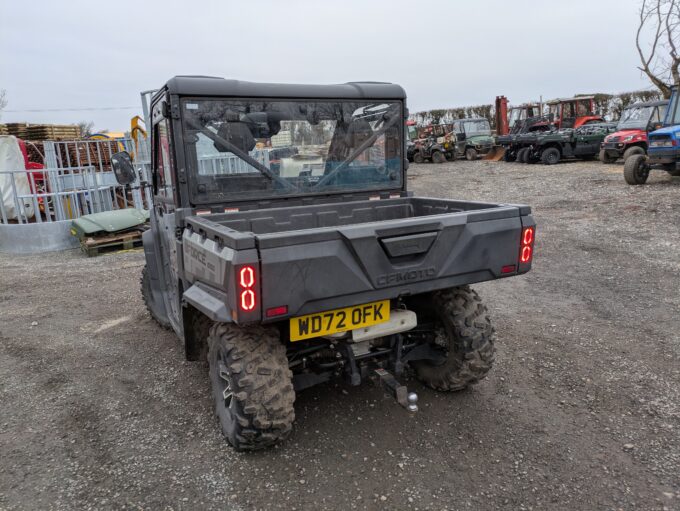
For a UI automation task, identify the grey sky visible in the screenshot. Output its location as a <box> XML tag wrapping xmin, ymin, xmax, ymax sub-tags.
<box><xmin>0</xmin><ymin>0</ymin><xmax>654</xmax><ymax>131</ymax></box>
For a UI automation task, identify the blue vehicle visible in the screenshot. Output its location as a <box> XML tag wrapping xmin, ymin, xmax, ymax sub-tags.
<box><xmin>624</xmin><ymin>85</ymin><xmax>680</xmax><ymax>184</ymax></box>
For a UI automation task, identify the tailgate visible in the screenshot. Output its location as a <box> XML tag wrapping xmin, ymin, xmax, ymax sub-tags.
<box><xmin>258</xmin><ymin>205</ymin><xmax>533</xmax><ymax>319</ymax></box>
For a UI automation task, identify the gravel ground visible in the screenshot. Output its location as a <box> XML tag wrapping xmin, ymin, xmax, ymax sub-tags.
<box><xmin>1</xmin><ymin>159</ymin><xmax>679</xmax><ymax>511</ymax></box>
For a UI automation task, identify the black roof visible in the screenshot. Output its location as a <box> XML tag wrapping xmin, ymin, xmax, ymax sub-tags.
<box><xmin>162</xmin><ymin>75</ymin><xmax>406</xmax><ymax>100</ymax></box>
<box><xmin>625</xmin><ymin>99</ymin><xmax>669</xmax><ymax>108</ymax></box>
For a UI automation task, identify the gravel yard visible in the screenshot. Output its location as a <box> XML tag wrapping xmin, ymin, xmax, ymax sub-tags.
<box><xmin>1</xmin><ymin>159</ymin><xmax>679</xmax><ymax>511</ymax></box>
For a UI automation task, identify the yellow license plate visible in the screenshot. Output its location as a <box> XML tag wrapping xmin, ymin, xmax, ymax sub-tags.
<box><xmin>289</xmin><ymin>300</ymin><xmax>390</xmax><ymax>342</ymax></box>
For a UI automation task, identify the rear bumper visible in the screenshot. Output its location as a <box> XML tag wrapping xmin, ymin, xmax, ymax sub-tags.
<box><xmin>648</xmin><ymin>147</ymin><xmax>680</xmax><ymax>163</ymax></box>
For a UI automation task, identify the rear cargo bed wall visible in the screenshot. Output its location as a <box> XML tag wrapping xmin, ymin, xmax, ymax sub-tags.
<box><xmin>204</xmin><ymin>198</ymin><xmax>497</xmax><ymax>235</ymax></box>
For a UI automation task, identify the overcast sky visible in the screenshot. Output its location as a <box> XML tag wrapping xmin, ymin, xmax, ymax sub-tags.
<box><xmin>0</xmin><ymin>0</ymin><xmax>655</xmax><ymax>131</ymax></box>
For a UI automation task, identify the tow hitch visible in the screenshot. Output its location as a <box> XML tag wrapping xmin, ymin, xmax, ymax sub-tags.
<box><xmin>373</xmin><ymin>368</ymin><xmax>418</xmax><ymax>412</ymax></box>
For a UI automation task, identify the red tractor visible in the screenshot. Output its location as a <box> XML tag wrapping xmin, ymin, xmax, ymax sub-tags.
<box><xmin>545</xmin><ymin>96</ymin><xmax>604</xmax><ymax>130</ymax></box>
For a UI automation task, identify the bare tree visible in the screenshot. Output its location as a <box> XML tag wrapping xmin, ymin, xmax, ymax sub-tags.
<box><xmin>636</xmin><ymin>0</ymin><xmax>680</xmax><ymax>98</ymax></box>
<box><xmin>0</xmin><ymin>89</ymin><xmax>7</xmax><ymax>120</ymax></box>
<box><xmin>77</xmin><ymin>121</ymin><xmax>95</xmax><ymax>137</ymax></box>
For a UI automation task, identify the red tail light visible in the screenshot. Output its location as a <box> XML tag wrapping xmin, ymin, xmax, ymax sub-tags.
<box><xmin>238</xmin><ymin>265</ymin><xmax>257</xmax><ymax>312</ymax></box>
<box><xmin>519</xmin><ymin>226</ymin><xmax>535</xmax><ymax>264</ymax></box>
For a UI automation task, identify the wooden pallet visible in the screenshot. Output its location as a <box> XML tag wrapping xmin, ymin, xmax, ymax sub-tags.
<box><xmin>6</xmin><ymin>123</ymin><xmax>28</xmax><ymax>138</ymax></box>
<box><xmin>57</xmin><ymin>140</ymin><xmax>119</xmax><ymax>169</ymax></box>
<box><xmin>81</xmin><ymin>229</ymin><xmax>144</xmax><ymax>257</ymax></box>
<box><xmin>27</xmin><ymin>125</ymin><xmax>81</xmax><ymax>141</ymax></box>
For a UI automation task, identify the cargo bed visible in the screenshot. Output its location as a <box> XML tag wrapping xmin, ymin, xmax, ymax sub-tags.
<box><xmin>182</xmin><ymin>197</ymin><xmax>534</xmax><ymax>322</ymax></box>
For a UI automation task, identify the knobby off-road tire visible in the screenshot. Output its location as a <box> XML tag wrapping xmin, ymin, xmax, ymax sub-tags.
<box><xmin>412</xmin><ymin>286</ymin><xmax>496</xmax><ymax>392</ymax></box>
<box><xmin>514</xmin><ymin>148</ymin><xmax>525</xmax><ymax>163</ymax></box>
<box><xmin>623</xmin><ymin>154</ymin><xmax>649</xmax><ymax>185</ymax></box>
<box><xmin>413</xmin><ymin>151</ymin><xmax>425</xmax><ymax>164</ymax></box>
<box><xmin>599</xmin><ymin>149</ymin><xmax>617</xmax><ymax>164</ymax></box>
<box><xmin>623</xmin><ymin>146</ymin><xmax>645</xmax><ymax>161</ymax></box>
<box><xmin>541</xmin><ymin>147</ymin><xmax>561</xmax><ymax>165</ymax></box>
<box><xmin>465</xmin><ymin>148</ymin><xmax>478</xmax><ymax>161</ymax></box>
<box><xmin>140</xmin><ymin>265</ymin><xmax>171</xmax><ymax>330</ymax></box>
<box><xmin>431</xmin><ymin>150</ymin><xmax>446</xmax><ymax>164</ymax></box>
<box><xmin>503</xmin><ymin>149</ymin><xmax>516</xmax><ymax>162</ymax></box>
<box><xmin>208</xmin><ymin>323</ymin><xmax>295</xmax><ymax>450</ymax></box>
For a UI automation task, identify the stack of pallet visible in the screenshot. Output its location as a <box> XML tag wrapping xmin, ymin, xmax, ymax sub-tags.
<box><xmin>27</xmin><ymin>124</ymin><xmax>81</xmax><ymax>141</ymax></box>
<box><xmin>0</xmin><ymin>124</ymin><xmax>7</xmax><ymax>135</ymax></box>
<box><xmin>6</xmin><ymin>123</ymin><xmax>29</xmax><ymax>138</ymax></box>
<box><xmin>25</xmin><ymin>141</ymin><xmax>44</xmax><ymax>163</ymax></box>
<box><xmin>57</xmin><ymin>140</ymin><xmax>119</xmax><ymax>169</ymax></box>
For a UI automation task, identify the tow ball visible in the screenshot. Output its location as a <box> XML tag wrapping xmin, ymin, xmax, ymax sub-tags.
<box><xmin>373</xmin><ymin>368</ymin><xmax>418</xmax><ymax>412</ymax></box>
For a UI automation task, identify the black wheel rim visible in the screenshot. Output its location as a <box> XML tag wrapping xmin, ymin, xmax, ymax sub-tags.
<box><xmin>635</xmin><ymin>161</ymin><xmax>649</xmax><ymax>181</ymax></box>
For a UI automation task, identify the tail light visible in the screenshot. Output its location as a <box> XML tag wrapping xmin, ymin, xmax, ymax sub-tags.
<box><xmin>520</xmin><ymin>226</ymin><xmax>535</xmax><ymax>264</ymax></box>
<box><xmin>238</xmin><ymin>265</ymin><xmax>257</xmax><ymax>312</ymax></box>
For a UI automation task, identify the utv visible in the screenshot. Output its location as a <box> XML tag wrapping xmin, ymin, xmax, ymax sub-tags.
<box><xmin>624</xmin><ymin>86</ymin><xmax>680</xmax><ymax>184</ymax></box>
<box><xmin>410</xmin><ymin>136</ymin><xmax>449</xmax><ymax>163</ymax></box>
<box><xmin>112</xmin><ymin>76</ymin><xmax>536</xmax><ymax>450</ymax></box>
<box><xmin>451</xmin><ymin>118</ymin><xmax>494</xmax><ymax>160</ymax></box>
<box><xmin>410</xmin><ymin>124</ymin><xmax>454</xmax><ymax>163</ymax></box>
<box><xmin>599</xmin><ymin>100</ymin><xmax>668</xmax><ymax>163</ymax></box>
<box><xmin>519</xmin><ymin>123</ymin><xmax>617</xmax><ymax>165</ymax></box>
<box><xmin>497</xmin><ymin>116</ymin><xmax>554</xmax><ymax>162</ymax></box>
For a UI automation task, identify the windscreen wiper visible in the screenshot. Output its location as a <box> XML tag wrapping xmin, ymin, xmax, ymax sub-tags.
<box><xmin>185</xmin><ymin>118</ymin><xmax>295</xmax><ymax>191</ymax></box>
<box><xmin>314</xmin><ymin>114</ymin><xmax>402</xmax><ymax>189</ymax></box>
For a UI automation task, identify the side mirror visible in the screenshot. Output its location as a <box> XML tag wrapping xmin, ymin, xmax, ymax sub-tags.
<box><xmin>111</xmin><ymin>151</ymin><xmax>136</xmax><ymax>185</ymax></box>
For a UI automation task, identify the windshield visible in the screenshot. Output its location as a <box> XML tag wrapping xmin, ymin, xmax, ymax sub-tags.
<box><xmin>508</xmin><ymin>108</ymin><xmax>523</xmax><ymax>127</ymax></box>
<box><xmin>181</xmin><ymin>98</ymin><xmax>403</xmax><ymax>203</ymax></box>
<box><xmin>462</xmin><ymin>120</ymin><xmax>491</xmax><ymax>135</ymax></box>
<box><xmin>617</xmin><ymin>105</ymin><xmax>654</xmax><ymax>130</ymax></box>
<box><xmin>665</xmin><ymin>89</ymin><xmax>679</xmax><ymax>126</ymax></box>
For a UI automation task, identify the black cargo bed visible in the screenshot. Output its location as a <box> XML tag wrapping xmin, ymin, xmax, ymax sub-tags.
<box><xmin>187</xmin><ymin>197</ymin><xmax>529</xmax><ymax>250</ymax></box>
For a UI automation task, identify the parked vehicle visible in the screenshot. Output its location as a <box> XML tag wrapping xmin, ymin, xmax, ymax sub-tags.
<box><xmin>545</xmin><ymin>96</ymin><xmax>604</xmax><ymax>130</ymax></box>
<box><xmin>483</xmin><ymin>96</ymin><xmax>542</xmax><ymax>160</ymax></box>
<box><xmin>496</xmin><ymin>116</ymin><xmax>555</xmax><ymax>162</ymax></box>
<box><xmin>514</xmin><ymin>123</ymin><xmax>617</xmax><ymax>165</ymax></box>
<box><xmin>498</xmin><ymin>97</ymin><xmax>607</xmax><ymax>163</ymax></box>
<box><xmin>410</xmin><ymin>124</ymin><xmax>465</xmax><ymax>163</ymax></box>
<box><xmin>451</xmin><ymin>118</ymin><xmax>494</xmax><ymax>160</ymax></box>
<box><xmin>599</xmin><ymin>100</ymin><xmax>668</xmax><ymax>163</ymax></box>
<box><xmin>624</xmin><ymin>86</ymin><xmax>680</xmax><ymax>184</ymax></box>
<box><xmin>112</xmin><ymin>76</ymin><xmax>536</xmax><ymax>450</ymax></box>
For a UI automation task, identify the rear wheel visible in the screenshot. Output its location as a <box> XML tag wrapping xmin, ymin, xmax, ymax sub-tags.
<box><xmin>516</xmin><ymin>148</ymin><xmax>528</xmax><ymax>163</ymax></box>
<box><xmin>410</xmin><ymin>286</ymin><xmax>495</xmax><ymax>392</ymax></box>
<box><xmin>623</xmin><ymin>146</ymin><xmax>645</xmax><ymax>161</ymax></box>
<box><xmin>541</xmin><ymin>147</ymin><xmax>561</xmax><ymax>165</ymax></box>
<box><xmin>465</xmin><ymin>148</ymin><xmax>478</xmax><ymax>161</ymax></box>
<box><xmin>431</xmin><ymin>150</ymin><xmax>446</xmax><ymax>164</ymax></box>
<box><xmin>623</xmin><ymin>154</ymin><xmax>649</xmax><ymax>185</ymax></box>
<box><xmin>599</xmin><ymin>149</ymin><xmax>617</xmax><ymax>163</ymax></box>
<box><xmin>208</xmin><ymin>323</ymin><xmax>295</xmax><ymax>450</ymax></box>
<box><xmin>413</xmin><ymin>151</ymin><xmax>424</xmax><ymax>164</ymax></box>
<box><xmin>503</xmin><ymin>149</ymin><xmax>516</xmax><ymax>162</ymax></box>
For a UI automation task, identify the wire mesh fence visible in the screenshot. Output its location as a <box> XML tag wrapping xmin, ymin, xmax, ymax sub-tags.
<box><xmin>0</xmin><ymin>137</ymin><xmax>151</xmax><ymax>225</ymax></box>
